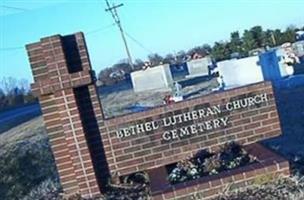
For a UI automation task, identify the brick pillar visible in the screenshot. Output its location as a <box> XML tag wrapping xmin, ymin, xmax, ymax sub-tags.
<box><xmin>26</xmin><ymin>32</ymin><xmax>109</xmax><ymax>198</ymax></box>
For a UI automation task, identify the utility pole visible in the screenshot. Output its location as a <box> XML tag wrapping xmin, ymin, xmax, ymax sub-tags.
<box><xmin>105</xmin><ymin>0</ymin><xmax>134</xmax><ymax>70</ymax></box>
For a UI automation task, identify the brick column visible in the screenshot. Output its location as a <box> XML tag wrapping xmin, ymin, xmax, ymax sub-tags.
<box><xmin>26</xmin><ymin>32</ymin><xmax>109</xmax><ymax>198</ymax></box>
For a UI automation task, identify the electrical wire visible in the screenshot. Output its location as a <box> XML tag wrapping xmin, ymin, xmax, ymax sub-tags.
<box><xmin>0</xmin><ymin>47</ymin><xmax>24</xmax><ymax>51</ymax></box>
<box><xmin>125</xmin><ymin>31</ymin><xmax>154</xmax><ymax>54</ymax></box>
<box><xmin>86</xmin><ymin>23</ymin><xmax>115</xmax><ymax>35</ymax></box>
<box><xmin>1</xmin><ymin>5</ymin><xmax>29</xmax><ymax>11</ymax></box>
<box><xmin>0</xmin><ymin>24</ymin><xmax>116</xmax><ymax>51</ymax></box>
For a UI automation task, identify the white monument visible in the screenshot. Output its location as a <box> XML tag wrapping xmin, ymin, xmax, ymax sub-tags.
<box><xmin>186</xmin><ymin>57</ymin><xmax>211</xmax><ymax>78</ymax></box>
<box><xmin>216</xmin><ymin>56</ymin><xmax>264</xmax><ymax>88</ymax></box>
<box><xmin>293</xmin><ymin>40</ymin><xmax>304</xmax><ymax>57</ymax></box>
<box><xmin>131</xmin><ymin>64</ymin><xmax>174</xmax><ymax>92</ymax></box>
<box><xmin>277</xmin><ymin>43</ymin><xmax>300</xmax><ymax>77</ymax></box>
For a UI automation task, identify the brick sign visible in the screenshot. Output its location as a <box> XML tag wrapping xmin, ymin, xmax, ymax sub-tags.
<box><xmin>115</xmin><ymin>93</ymin><xmax>268</xmax><ymax>141</ymax></box>
<box><xmin>103</xmin><ymin>82</ymin><xmax>281</xmax><ymax>176</ymax></box>
<box><xmin>27</xmin><ymin>32</ymin><xmax>286</xmax><ymax>199</ymax></box>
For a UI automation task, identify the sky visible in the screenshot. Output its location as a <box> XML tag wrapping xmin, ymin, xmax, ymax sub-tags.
<box><xmin>0</xmin><ymin>0</ymin><xmax>303</xmax><ymax>82</ymax></box>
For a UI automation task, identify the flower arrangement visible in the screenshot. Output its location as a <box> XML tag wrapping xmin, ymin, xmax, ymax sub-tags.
<box><xmin>167</xmin><ymin>142</ymin><xmax>256</xmax><ymax>184</ymax></box>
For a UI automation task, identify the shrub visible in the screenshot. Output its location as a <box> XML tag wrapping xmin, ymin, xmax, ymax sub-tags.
<box><xmin>167</xmin><ymin>142</ymin><xmax>256</xmax><ymax>184</ymax></box>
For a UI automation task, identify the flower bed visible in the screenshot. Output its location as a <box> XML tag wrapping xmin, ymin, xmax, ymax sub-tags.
<box><xmin>148</xmin><ymin>143</ymin><xmax>290</xmax><ymax>200</ymax></box>
<box><xmin>167</xmin><ymin>142</ymin><xmax>257</xmax><ymax>184</ymax></box>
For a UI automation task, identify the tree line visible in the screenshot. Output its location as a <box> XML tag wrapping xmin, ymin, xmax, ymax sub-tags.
<box><xmin>98</xmin><ymin>25</ymin><xmax>304</xmax><ymax>86</ymax></box>
<box><xmin>0</xmin><ymin>77</ymin><xmax>37</xmax><ymax>111</ymax></box>
<box><xmin>1</xmin><ymin>25</ymin><xmax>303</xmax><ymax>108</ymax></box>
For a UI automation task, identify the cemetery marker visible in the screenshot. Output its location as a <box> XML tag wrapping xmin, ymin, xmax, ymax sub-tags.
<box><xmin>26</xmin><ymin>32</ymin><xmax>290</xmax><ymax>200</ymax></box>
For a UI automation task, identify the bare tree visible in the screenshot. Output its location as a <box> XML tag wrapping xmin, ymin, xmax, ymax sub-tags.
<box><xmin>0</xmin><ymin>77</ymin><xmax>36</xmax><ymax>110</ymax></box>
<box><xmin>148</xmin><ymin>53</ymin><xmax>164</xmax><ymax>66</ymax></box>
<box><xmin>1</xmin><ymin>77</ymin><xmax>17</xmax><ymax>95</ymax></box>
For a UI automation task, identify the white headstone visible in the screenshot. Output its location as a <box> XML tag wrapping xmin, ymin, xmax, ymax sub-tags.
<box><xmin>293</xmin><ymin>41</ymin><xmax>304</xmax><ymax>57</ymax></box>
<box><xmin>186</xmin><ymin>57</ymin><xmax>211</xmax><ymax>78</ymax></box>
<box><xmin>217</xmin><ymin>56</ymin><xmax>264</xmax><ymax>88</ymax></box>
<box><xmin>131</xmin><ymin>64</ymin><xmax>174</xmax><ymax>92</ymax></box>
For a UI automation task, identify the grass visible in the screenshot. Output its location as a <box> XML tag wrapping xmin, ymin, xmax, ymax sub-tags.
<box><xmin>0</xmin><ymin>78</ymin><xmax>303</xmax><ymax>199</ymax></box>
<box><xmin>0</xmin><ymin>117</ymin><xmax>60</xmax><ymax>200</ymax></box>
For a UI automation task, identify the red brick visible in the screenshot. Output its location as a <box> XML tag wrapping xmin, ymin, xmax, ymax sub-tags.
<box><xmin>252</xmin><ymin>113</ymin><xmax>269</xmax><ymax>121</ymax></box>
<box><xmin>262</xmin><ymin>117</ymin><xmax>279</xmax><ymax>125</ymax></box>
<box><xmin>277</xmin><ymin>161</ymin><xmax>290</xmax><ymax>169</ymax></box>
<box><xmin>245</xmin><ymin>122</ymin><xmax>261</xmax><ymax>130</ymax></box>
<box><xmin>233</xmin><ymin>173</ymin><xmax>245</xmax><ymax>181</ymax></box>
<box><xmin>29</xmin><ymin>34</ymin><xmax>283</xmax><ymax>200</ymax></box>
<box><xmin>266</xmin><ymin>164</ymin><xmax>278</xmax><ymax>173</ymax></box>
<box><xmin>255</xmin><ymin>126</ymin><xmax>272</xmax><ymax>134</ymax></box>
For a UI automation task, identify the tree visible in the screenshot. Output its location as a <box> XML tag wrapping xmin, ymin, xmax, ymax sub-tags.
<box><xmin>211</xmin><ymin>42</ymin><xmax>230</xmax><ymax>61</ymax></box>
<box><xmin>175</xmin><ymin>51</ymin><xmax>187</xmax><ymax>63</ymax></box>
<box><xmin>250</xmin><ymin>26</ymin><xmax>265</xmax><ymax>47</ymax></box>
<box><xmin>1</xmin><ymin>77</ymin><xmax>17</xmax><ymax>95</ymax></box>
<box><xmin>230</xmin><ymin>31</ymin><xmax>243</xmax><ymax>54</ymax></box>
<box><xmin>202</xmin><ymin>44</ymin><xmax>212</xmax><ymax>54</ymax></box>
<box><xmin>98</xmin><ymin>67</ymin><xmax>116</xmax><ymax>86</ymax></box>
<box><xmin>11</xmin><ymin>87</ymin><xmax>24</xmax><ymax>106</ymax></box>
<box><xmin>163</xmin><ymin>54</ymin><xmax>175</xmax><ymax>64</ymax></box>
<box><xmin>264</xmin><ymin>29</ymin><xmax>276</xmax><ymax>47</ymax></box>
<box><xmin>281</xmin><ymin>27</ymin><xmax>296</xmax><ymax>43</ymax></box>
<box><xmin>148</xmin><ymin>53</ymin><xmax>164</xmax><ymax>66</ymax></box>
<box><xmin>24</xmin><ymin>91</ymin><xmax>36</xmax><ymax>104</ymax></box>
<box><xmin>112</xmin><ymin>60</ymin><xmax>132</xmax><ymax>74</ymax></box>
<box><xmin>242</xmin><ymin>29</ymin><xmax>257</xmax><ymax>53</ymax></box>
<box><xmin>187</xmin><ymin>46</ymin><xmax>208</xmax><ymax>57</ymax></box>
<box><xmin>273</xmin><ymin>29</ymin><xmax>283</xmax><ymax>46</ymax></box>
<box><xmin>98</xmin><ymin>24</ymin><xmax>303</xmax><ymax>81</ymax></box>
<box><xmin>18</xmin><ymin>79</ymin><xmax>30</xmax><ymax>93</ymax></box>
<box><xmin>0</xmin><ymin>88</ymin><xmax>7</xmax><ymax>110</ymax></box>
<box><xmin>0</xmin><ymin>77</ymin><xmax>36</xmax><ymax>110</ymax></box>
<box><xmin>134</xmin><ymin>59</ymin><xmax>144</xmax><ymax>70</ymax></box>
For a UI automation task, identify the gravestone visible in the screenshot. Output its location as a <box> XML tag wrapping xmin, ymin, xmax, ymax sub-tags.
<box><xmin>27</xmin><ymin>32</ymin><xmax>290</xmax><ymax>200</ymax></box>
<box><xmin>293</xmin><ymin>41</ymin><xmax>304</xmax><ymax>57</ymax></box>
<box><xmin>186</xmin><ymin>57</ymin><xmax>211</xmax><ymax>78</ymax></box>
<box><xmin>131</xmin><ymin>64</ymin><xmax>174</xmax><ymax>92</ymax></box>
<box><xmin>217</xmin><ymin>56</ymin><xmax>264</xmax><ymax>88</ymax></box>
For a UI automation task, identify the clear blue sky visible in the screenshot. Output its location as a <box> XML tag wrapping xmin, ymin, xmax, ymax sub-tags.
<box><xmin>1</xmin><ymin>0</ymin><xmax>303</xmax><ymax>82</ymax></box>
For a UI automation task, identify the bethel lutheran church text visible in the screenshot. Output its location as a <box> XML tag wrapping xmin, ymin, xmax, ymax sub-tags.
<box><xmin>116</xmin><ymin>93</ymin><xmax>269</xmax><ymax>141</ymax></box>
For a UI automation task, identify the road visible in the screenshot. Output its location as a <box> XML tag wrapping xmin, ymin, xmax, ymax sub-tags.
<box><xmin>0</xmin><ymin>103</ymin><xmax>41</xmax><ymax>133</ymax></box>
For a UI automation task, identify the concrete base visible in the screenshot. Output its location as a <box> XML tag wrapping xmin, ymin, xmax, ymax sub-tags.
<box><xmin>185</xmin><ymin>73</ymin><xmax>209</xmax><ymax>79</ymax></box>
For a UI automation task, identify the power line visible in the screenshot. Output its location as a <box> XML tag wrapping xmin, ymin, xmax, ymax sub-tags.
<box><xmin>104</xmin><ymin>0</ymin><xmax>134</xmax><ymax>70</ymax></box>
<box><xmin>0</xmin><ymin>5</ymin><xmax>29</xmax><ymax>11</ymax></box>
<box><xmin>0</xmin><ymin>47</ymin><xmax>24</xmax><ymax>51</ymax></box>
<box><xmin>86</xmin><ymin>23</ymin><xmax>115</xmax><ymax>35</ymax></box>
<box><xmin>125</xmin><ymin>32</ymin><xmax>154</xmax><ymax>54</ymax></box>
<box><xmin>0</xmin><ymin>24</ymin><xmax>116</xmax><ymax>51</ymax></box>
